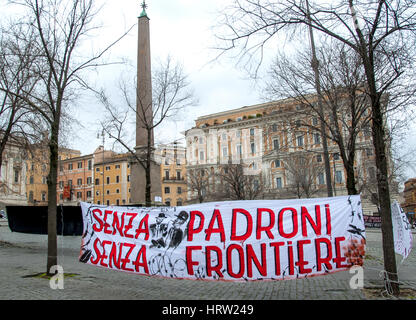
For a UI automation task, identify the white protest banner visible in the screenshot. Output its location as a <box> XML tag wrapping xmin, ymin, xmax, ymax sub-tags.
<box><xmin>79</xmin><ymin>195</ymin><xmax>366</xmax><ymax>281</ymax></box>
<box><xmin>391</xmin><ymin>201</ymin><xmax>413</xmax><ymax>262</ymax></box>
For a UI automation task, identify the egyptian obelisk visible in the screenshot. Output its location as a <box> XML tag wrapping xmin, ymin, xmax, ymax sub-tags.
<box><xmin>130</xmin><ymin>1</ymin><xmax>161</xmax><ymax>205</ymax></box>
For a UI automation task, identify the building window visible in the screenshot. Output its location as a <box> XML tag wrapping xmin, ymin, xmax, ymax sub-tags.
<box><xmin>116</xmin><ymin>175</ymin><xmax>120</xmax><ymax>183</ymax></box>
<box><xmin>68</xmin><ymin>163</ymin><xmax>73</xmax><ymax>170</ymax></box>
<box><xmin>314</xmin><ymin>133</ymin><xmax>321</xmax><ymax>144</ymax></box>
<box><xmin>335</xmin><ymin>170</ymin><xmax>343</xmax><ymax>183</ymax></box>
<box><xmin>77</xmin><ymin>178</ymin><xmax>82</xmax><ymax>186</ymax></box>
<box><xmin>116</xmin><ymin>189</ymin><xmax>120</xmax><ymax>194</ymax></box>
<box><xmin>276</xmin><ymin>177</ymin><xmax>282</xmax><ymax>189</ymax></box>
<box><xmin>272</xmin><ymin>124</ymin><xmax>278</xmax><ymax>132</ymax></box>
<box><xmin>165</xmin><ymin>170</ymin><xmax>169</xmax><ymax>180</ymax></box>
<box><xmin>164</xmin><ymin>187</ymin><xmax>170</xmax><ymax>194</ymax></box>
<box><xmin>87</xmin><ymin>177</ymin><xmax>92</xmax><ymax>185</ymax></box>
<box><xmin>116</xmin><ymin>199</ymin><xmax>120</xmax><ymax>205</ymax></box>
<box><xmin>88</xmin><ymin>160</ymin><xmax>92</xmax><ymax>170</ymax></box>
<box><xmin>177</xmin><ymin>187</ymin><xmax>182</xmax><ymax>194</ymax></box>
<box><xmin>106</xmin><ymin>166</ymin><xmax>111</xmax><ymax>171</ymax></box>
<box><xmin>59</xmin><ymin>181</ymin><xmax>64</xmax><ymax>189</ymax></box>
<box><xmin>176</xmin><ymin>171</ymin><xmax>181</xmax><ymax>180</ymax></box>
<box><xmin>96</xmin><ymin>167</ymin><xmax>100</xmax><ymax>172</ymax></box>
<box><xmin>312</xmin><ymin>117</ymin><xmax>318</xmax><ymax>126</ymax></box>
<box><xmin>199</xmin><ymin>151</ymin><xmax>204</xmax><ymax>161</ymax></box>
<box><xmin>78</xmin><ymin>162</ymin><xmax>82</xmax><ymax>169</ymax></box>
<box><xmin>106</xmin><ymin>200</ymin><xmax>110</xmax><ymax>206</ymax></box>
<box><xmin>86</xmin><ymin>191</ymin><xmax>92</xmax><ymax>198</ymax></box>
<box><xmin>29</xmin><ymin>176</ymin><xmax>34</xmax><ymax>184</ymax></box>
<box><xmin>274</xmin><ymin>159</ymin><xmax>281</xmax><ymax>168</ymax></box>
<box><xmin>115</xmin><ymin>164</ymin><xmax>120</xmax><ymax>169</ymax></box>
<box><xmin>165</xmin><ymin>201</ymin><xmax>171</xmax><ymax>206</ymax></box>
<box><xmin>106</xmin><ymin>177</ymin><xmax>110</xmax><ymax>184</ymax></box>
<box><xmin>222</xmin><ymin>147</ymin><xmax>228</xmax><ymax>157</ymax></box>
<box><xmin>77</xmin><ymin>192</ymin><xmax>82</xmax><ymax>199</ymax></box>
<box><xmin>297</xmin><ymin>135</ymin><xmax>304</xmax><ymax>147</ymax></box>
<box><xmin>333</xmin><ymin>153</ymin><xmax>340</xmax><ymax>160</ymax></box>
<box><xmin>273</xmin><ymin>139</ymin><xmax>279</xmax><ymax>151</ymax></box>
<box><xmin>14</xmin><ymin>170</ymin><xmax>19</xmax><ymax>183</ymax></box>
<box><xmin>95</xmin><ymin>178</ymin><xmax>99</xmax><ymax>185</ymax></box>
<box><xmin>127</xmin><ymin>175</ymin><xmax>130</xmax><ymax>182</ymax></box>
<box><xmin>236</xmin><ymin>144</ymin><xmax>242</xmax><ymax>156</ymax></box>
<box><xmin>177</xmin><ymin>200</ymin><xmax>183</xmax><ymax>206</ymax></box>
<box><xmin>250</xmin><ymin>143</ymin><xmax>255</xmax><ymax>154</ymax></box>
<box><xmin>42</xmin><ymin>192</ymin><xmax>46</xmax><ymax>202</ymax></box>
<box><xmin>250</xmin><ymin>128</ymin><xmax>255</xmax><ymax>136</ymax></box>
<box><xmin>317</xmin><ymin>154</ymin><xmax>322</xmax><ymax>163</ymax></box>
<box><xmin>318</xmin><ymin>172</ymin><xmax>325</xmax><ymax>185</ymax></box>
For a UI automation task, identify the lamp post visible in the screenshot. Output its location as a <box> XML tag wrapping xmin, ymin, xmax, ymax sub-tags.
<box><xmin>97</xmin><ymin>130</ymin><xmax>105</xmax><ymax>205</ymax></box>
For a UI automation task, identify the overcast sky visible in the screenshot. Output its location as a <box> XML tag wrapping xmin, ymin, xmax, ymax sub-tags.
<box><xmin>70</xmin><ymin>0</ymin><xmax>264</xmax><ymax>155</ymax></box>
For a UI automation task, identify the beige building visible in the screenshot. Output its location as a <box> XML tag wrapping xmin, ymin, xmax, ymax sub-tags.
<box><xmin>57</xmin><ymin>153</ymin><xmax>94</xmax><ymax>205</ymax></box>
<box><xmin>155</xmin><ymin>143</ymin><xmax>187</xmax><ymax>206</ymax></box>
<box><xmin>185</xmin><ymin>98</ymin><xmax>396</xmax><ymax>214</ymax></box>
<box><xmin>26</xmin><ymin>145</ymin><xmax>81</xmax><ymax>206</ymax></box>
<box><xmin>93</xmin><ymin>147</ymin><xmax>131</xmax><ymax>206</ymax></box>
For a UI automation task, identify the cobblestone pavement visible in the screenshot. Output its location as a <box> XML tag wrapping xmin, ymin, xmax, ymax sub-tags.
<box><xmin>0</xmin><ymin>221</ymin><xmax>415</xmax><ymax>300</ymax></box>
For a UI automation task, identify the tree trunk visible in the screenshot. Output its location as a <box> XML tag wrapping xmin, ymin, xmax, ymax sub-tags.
<box><xmin>345</xmin><ymin>159</ymin><xmax>358</xmax><ymax>195</ymax></box>
<box><xmin>371</xmin><ymin>95</ymin><xmax>399</xmax><ymax>295</ymax></box>
<box><xmin>347</xmin><ymin>0</ymin><xmax>399</xmax><ymax>294</ymax></box>
<box><xmin>47</xmin><ymin>123</ymin><xmax>59</xmax><ymax>275</ymax></box>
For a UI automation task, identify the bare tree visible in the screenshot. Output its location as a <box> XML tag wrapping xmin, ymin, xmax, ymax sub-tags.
<box><xmin>215</xmin><ymin>0</ymin><xmax>416</xmax><ymax>295</ymax></box>
<box><xmin>216</xmin><ymin>163</ymin><xmax>264</xmax><ymax>200</ymax></box>
<box><xmin>99</xmin><ymin>56</ymin><xmax>197</xmax><ymax>206</ymax></box>
<box><xmin>264</xmin><ymin>40</ymin><xmax>373</xmax><ymax>195</ymax></box>
<box><xmin>2</xmin><ymin>0</ymin><xmax>129</xmax><ymax>275</ymax></box>
<box><xmin>186</xmin><ymin>168</ymin><xmax>210</xmax><ymax>203</ymax></box>
<box><xmin>0</xmin><ymin>20</ymin><xmax>42</xmax><ymax>173</ymax></box>
<box><xmin>284</xmin><ymin>152</ymin><xmax>324</xmax><ymax>199</ymax></box>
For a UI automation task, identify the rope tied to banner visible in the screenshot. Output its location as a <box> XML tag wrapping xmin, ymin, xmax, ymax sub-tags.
<box><xmin>378</xmin><ymin>269</ymin><xmax>401</xmax><ymax>298</ymax></box>
<box><xmin>364</xmin><ymin>265</ymin><xmax>415</xmax><ymax>299</ymax></box>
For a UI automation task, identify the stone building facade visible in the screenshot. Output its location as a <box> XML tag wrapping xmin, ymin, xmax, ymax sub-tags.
<box><xmin>185</xmin><ymin>98</ymin><xmax>396</xmax><ymax>215</ymax></box>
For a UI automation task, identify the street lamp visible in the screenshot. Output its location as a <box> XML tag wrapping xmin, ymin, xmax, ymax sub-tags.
<box><xmin>97</xmin><ymin>130</ymin><xmax>105</xmax><ymax>205</ymax></box>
